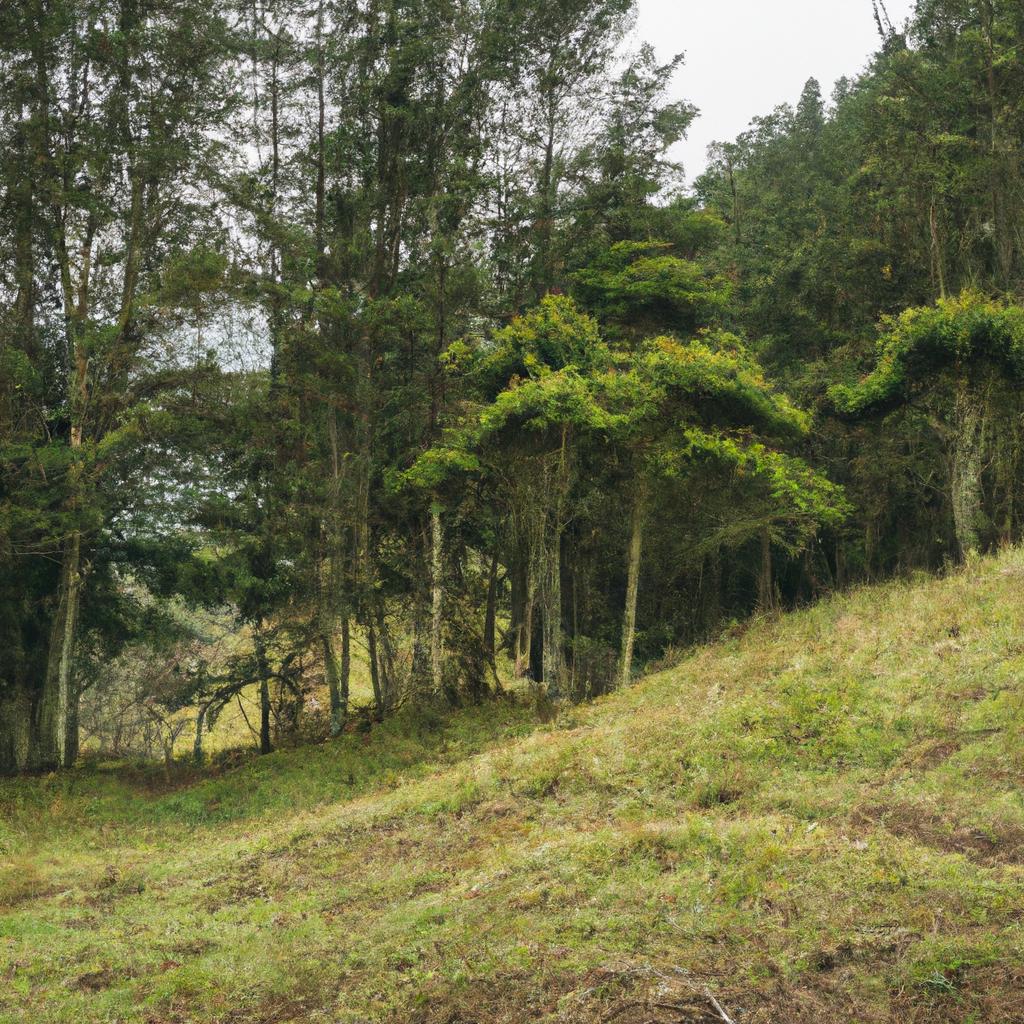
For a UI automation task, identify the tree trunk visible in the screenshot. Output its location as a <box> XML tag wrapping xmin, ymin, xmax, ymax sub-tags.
<box><xmin>702</xmin><ymin>549</ymin><xmax>723</xmax><ymax>638</ymax></box>
<box><xmin>951</xmin><ymin>385</ymin><xmax>984</xmax><ymax>560</ymax></box>
<box><xmin>619</xmin><ymin>483</ymin><xmax>646</xmax><ymax>689</ymax></box>
<box><xmin>483</xmin><ymin>552</ymin><xmax>499</xmax><ymax>666</ymax></box>
<box><xmin>259</xmin><ymin>680</ymin><xmax>272</xmax><ymax>755</ymax></box>
<box><xmin>323</xmin><ymin>631</ymin><xmax>344</xmax><ymax>737</ymax></box>
<box><xmin>509</xmin><ymin>534</ymin><xmax>530</xmax><ymax>675</ymax></box>
<box><xmin>162</xmin><ymin>738</ymin><xmax>174</xmax><ymax>784</ymax></box>
<box><xmin>410</xmin><ymin>600</ymin><xmax>430</xmax><ymax>700</ymax></box>
<box><xmin>254</xmin><ymin>629</ymin><xmax>273</xmax><ymax>755</ymax></box>
<box><xmin>37</xmin><ymin>533</ymin><xmax>82</xmax><ymax>769</ymax></box>
<box><xmin>0</xmin><ymin>687</ymin><xmax>34</xmax><ymax>775</ymax></box>
<box><xmin>758</xmin><ymin>526</ymin><xmax>776</xmax><ymax>612</ymax></box>
<box><xmin>376</xmin><ymin>610</ymin><xmax>397</xmax><ymax>710</ymax></box>
<box><xmin>518</xmin><ymin>588</ymin><xmax>535</xmax><ymax>679</ymax></box>
<box><xmin>193</xmin><ymin>703</ymin><xmax>208</xmax><ymax>767</ymax></box>
<box><xmin>541</xmin><ymin>528</ymin><xmax>563</xmax><ymax>698</ymax></box>
<box><xmin>341</xmin><ymin>617</ymin><xmax>351</xmax><ymax>723</ymax></box>
<box><xmin>981</xmin><ymin>0</ymin><xmax>1013</xmax><ymax>287</ymax></box>
<box><xmin>430</xmin><ymin>503</ymin><xmax>443</xmax><ymax>695</ymax></box>
<box><xmin>534</xmin><ymin>92</ymin><xmax>557</xmax><ymax>298</ymax></box>
<box><xmin>929</xmin><ymin>199</ymin><xmax>947</xmax><ymax>300</ymax></box>
<box><xmin>367</xmin><ymin>622</ymin><xmax>384</xmax><ymax>719</ymax></box>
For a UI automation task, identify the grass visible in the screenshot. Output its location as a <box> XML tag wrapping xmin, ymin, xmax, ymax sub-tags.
<box><xmin>3</xmin><ymin>549</ymin><xmax>1024</xmax><ymax>1022</ymax></box>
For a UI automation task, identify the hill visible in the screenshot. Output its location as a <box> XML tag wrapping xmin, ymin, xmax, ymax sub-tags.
<box><xmin>3</xmin><ymin>550</ymin><xmax>1024</xmax><ymax>1023</ymax></box>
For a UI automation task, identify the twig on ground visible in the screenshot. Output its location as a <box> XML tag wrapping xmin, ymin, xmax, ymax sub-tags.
<box><xmin>703</xmin><ymin>987</ymin><xmax>736</xmax><ymax>1024</ymax></box>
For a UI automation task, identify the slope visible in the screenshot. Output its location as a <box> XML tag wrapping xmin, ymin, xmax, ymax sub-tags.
<box><xmin>3</xmin><ymin>550</ymin><xmax>1024</xmax><ymax>1023</ymax></box>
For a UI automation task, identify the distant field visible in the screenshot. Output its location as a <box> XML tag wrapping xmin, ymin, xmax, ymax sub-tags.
<box><xmin>4</xmin><ymin>550</ymin><xmax>1024</xmax><ymax>1022</ymax></box>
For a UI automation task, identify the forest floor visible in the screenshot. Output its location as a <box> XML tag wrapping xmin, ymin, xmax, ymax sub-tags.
<box><xmin>4</xmin><ymin>550</ymin><xmax>1024</xmax><ymax>1023</ymax></box>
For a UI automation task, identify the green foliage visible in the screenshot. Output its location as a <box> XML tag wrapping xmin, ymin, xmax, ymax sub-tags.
<box><xmin>478</xmin><ymin>294</ymin><xmax>609</xmax><ymax>389</ymax></box>
<box><xmin>574</xmin><ymin>241</ymin><xmax>731</xmax><ymax>340</ymax></box>
<box><xmin>618</xmin><ymin>334</ymin><xmax>808</xmax><ymax>439</ymax></box>
<box><xmin>651</xmin><ymin>428</ymin><xmax>850</xmax><ymax>531</ymax></box>
<box><xmin>829</xmin><ymin>293</ymin><xmax>1024</xmax><ymax>417</ymax></box>
<box><xmin>8</xmin><ymin>0</ymin><xmax>1024</xmax><ymax>778</ymax></box>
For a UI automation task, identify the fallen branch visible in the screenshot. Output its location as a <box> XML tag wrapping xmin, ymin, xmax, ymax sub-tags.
<box><xmin>597</xmin><ymin>962</ymin><xmax>737</xmax><ymax>1024</ymax></box>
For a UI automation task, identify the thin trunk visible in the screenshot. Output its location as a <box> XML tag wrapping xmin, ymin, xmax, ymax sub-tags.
<box><xmin>162</xmin><ymin>738</ymin><xmax>174</xmax><ymax>784</ymax></box>
<box><xmin>376</xmin><ymin>610</ymin><xmax>397</xmax><ymax>710</ymax></box>
<box><xmin>929</xmin><ymin>199</ymin><xmax>947</xmax><ymax>300</ymax></box>
<box><xmin>341</xmin><ymin>616</ymin><xmax>351</xmax><ymax>720</ymax></box>
<box><xmin>39</xmin><ymin>101</ymin><xmax>91</xmax><ymax>771</ymax></box>
<box><xmin>483</xmin><ymin>552</ymin><xmax>499</xmax><ymax>666</ymax></box>
<box><xmin>541</xmin><ymin>528</ymin><xmax>563</xmax><ymax>698</ymax></box>
<box><xmin>510</xmin><ymin>536</ymin><xmax>529</xmax><ymax>676</ymax></box>
<box><xmin>535</xmin><ymin>88</ymin><xmax>557</xmax><ymax>298</ymax></box>
<box><xmin>981</xmin><ymin>0</ymin><xmax>1012</xmax><ymax>285</ymax></box>
<box><xmin>259</xmin><ymin>679</ymin><xmax>272</xmax><ymax>755</ymax></box>
<box><xmin>38</xmin><ymin>533</ymin><xmax>82</xmax><ymax>769</ymax></box>
<box><xmin>193</xmin><ymin>703</ymin><xmax>208</xmax><ymax>767</ymax></box>
<box><xmin>430</xmin><ymin>503</ymin><xmax>443</xmax><ymax>695</ymax></box>
<box><xmin>518</xmin><ymin>587</ymin><xmax>535</xmax><ymax>679</ymax></box>
<box><xmin>951</xmin><ymin>384</ymin><xmax>984</xmax><ymax>559</ymax></box>
<box><xmin>411</xmin><ymin>515</ymin><xmax>432</xmax><ymax>700</ymax></box>
<box><xmin>314</xmin><ymin>0</ymin><xmax>327</xmax><ymax>277</ymax></box>
<box><xmin>619</xmin><ymin>483</ymin><xmax>646</xmax><ymax>689</ymax></box>
<box><xmin>704</xmin><ymin>549</ymin><xmax>723</xmax><ymax>635</ymax></box>
<box><xmin>541</xmin><ymin>429</ymin><xmax>570</xmax><ymax>697</ymax></box>
<box><xmin>834</xmin><ymin>537</ymin><xmax>846</xmax><ymax>590</ymax></box>
<box><xmin>324</xmin><ymin>633</ymin><xmax>344</xmax><ymax>736</ymax></box>
<box><xmin>758</xmin><ymin>526</ymin><xmax>775</xmax><ymax>612</ymax></box>
<box><xmin>255</xmin><ymin>629</ymin><xmax>273</xmax><ymax>755</ymax></box>
<box><xmin>367</xmin><ymin>622</ymin><xmax>384</xmax><ymax>718</ymax></box>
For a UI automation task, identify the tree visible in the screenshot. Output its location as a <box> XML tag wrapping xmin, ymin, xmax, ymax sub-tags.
<box><xmin>0</xmin><ymin>0</ymin><xmax>233</xmax><ymax>772</ymax></box>
<box><xmin>406</xmin><ymin>295</ymin><xmax>615</xmax><ymax>696</ymax></box>
<box><xmin>608</xmin><ymin>334</ymin><xmax>846</xmax><ymax>687</ymax></box>
<box><xmin>829</xmin><ymin>293</ymin><xmax>1024</xmax><ymax>558</ymax></box>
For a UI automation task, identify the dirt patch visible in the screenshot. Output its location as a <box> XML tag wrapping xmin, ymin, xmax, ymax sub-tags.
<box><xmin>891</xmin><ymin>962</ymin><xmax>1024</xmax><ymax>1023</ymax></box>
<box><xmin>854</xmin><ymin>803</ymin><xmax>1024</xmax><ymax>867</ymax></box>
<box><xmin>170</xmin><ymin>937</ymin><xmax>216</xmax><ymax>958</ymax></box>
<box><xmin>475</xmin><ymin>798</ymin><xmax>520</xmax><ymax>819</ymax></box>
<box><xmin>398</xmin><ymin>964</ymin><xmax>1024</xmax><ymax>1024</ymax></box>
<box><xmin>906</xmin><ymin>739</ymin><xmax>962</xmax><ymax>770</ymax></box>
<box><xmin>398</xmin><ymin>968</ymin><xmax>584</xmax><ymax>1024</ymax></box>
<box><xmin>394</xmin><ymin>966</ymin><xmax>886</xmax><ymax>1024</ymax></box>
<box><xmin>72</xmin><ymin>966</ymin><xmax>136</xmax><ymax>991</ymax></box>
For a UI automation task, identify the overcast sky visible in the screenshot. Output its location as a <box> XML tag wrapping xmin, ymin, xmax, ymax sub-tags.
<box><xmin>631</xmin><ymin>0</ymin><xmax>917</xmax><ymax>183</ymax></box>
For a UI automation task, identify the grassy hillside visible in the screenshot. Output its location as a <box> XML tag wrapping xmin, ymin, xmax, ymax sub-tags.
<box><xmin>3</xmin><ymin>550</ymin><xmax>1024</xmax><ymax>1023</ymax></box>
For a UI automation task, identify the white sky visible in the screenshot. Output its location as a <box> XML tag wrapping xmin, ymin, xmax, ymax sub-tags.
<box><xmin>632</xmin><ymin>0</ymin><xmax>918</xmax><ymax>182</ymax></box>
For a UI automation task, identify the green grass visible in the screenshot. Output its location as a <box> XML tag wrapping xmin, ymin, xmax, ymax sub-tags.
<box><xmin>4</xmin><ymin>550</ymin><xmax>1024</xmax><ymax>1022</ymax></box>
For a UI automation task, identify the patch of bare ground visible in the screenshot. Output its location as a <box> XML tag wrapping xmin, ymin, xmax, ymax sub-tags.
<box><xmin>399</xmin><ymin>966</ymin><xmax>1024</xmax><ymax>1024</ymax></box>
<box><xmin>854</xmin><ymin>803</ymin><xmax>1024</xmax><ymax>866</ymax></box>
<box><xmin>396</xmin><ymin>965</ymin><xmax>889</xmax><ymax>1024</ymax></box>
<box><xmin>401</xmin><ymin>969</ymin><xmax>578</xmax><ymax>1024</ymax></box>
<box><xmin>905</xmin><ymin>737</ymin><xmax>962</xmax><ymax>770</ymax></box>
<box><xmin>73</xmin><ymin>966</ymin><xmax>137</xmax><ymax>992</ymax></box>
<box><xmin>891</xmin><ymin>963</ymin><xmax>1024</xmax><ymax>1023</ymax></box>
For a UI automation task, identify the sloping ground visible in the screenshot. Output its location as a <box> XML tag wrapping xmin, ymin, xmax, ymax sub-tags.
<box><xmin>3</xmin><ymin>551</ymin><xmax>1024</xmax><ymax>1024</ymax></box>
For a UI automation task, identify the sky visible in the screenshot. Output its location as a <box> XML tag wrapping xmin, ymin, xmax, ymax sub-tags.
<box><xmin>632</xmin><ymin>0</ymin><xmax>917</xmax><ymax>182</ymax></box>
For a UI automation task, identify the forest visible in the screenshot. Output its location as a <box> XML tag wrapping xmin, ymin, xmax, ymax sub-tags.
<box><xmin>7</xmin><ymin>1</ymin><xmax>1024</xmax><ymax>1021</ymax></box>
<box><xmin>1</xmin><ymin>0</ymin><xmax>1024</xmax><ymax>776</ymax></box>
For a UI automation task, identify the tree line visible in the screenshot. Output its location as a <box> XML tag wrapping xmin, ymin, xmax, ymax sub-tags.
<box><xmin>1</xmin><ymin>0</ymin><xmax>1023</xmax><ymax>774</ymax></box>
